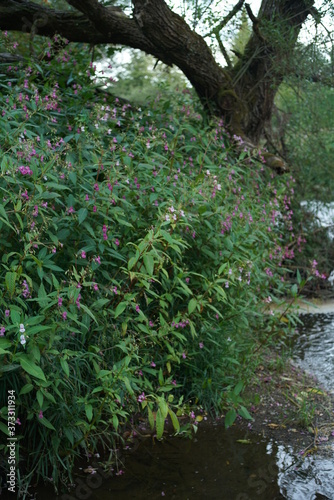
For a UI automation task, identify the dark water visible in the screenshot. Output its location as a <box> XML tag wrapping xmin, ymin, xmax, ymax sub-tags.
<box><xmin>72</xmin><ymin>427</ymin><xmax>284</xmax><ymax>500</ymax></box>
<box><xmin>52</xmin><ymin>422</ymin><xmax>334</xmax><ymax>500</ymax></box>
<box><xmin>8</xmin><ymin>314</ymin><xmax>334</xmax><ymax>500</ymax></box>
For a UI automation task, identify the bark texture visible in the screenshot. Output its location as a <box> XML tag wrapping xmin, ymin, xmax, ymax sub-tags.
<box><xmin>0</xmin><ymin>0</ymin><xmax>314</xmax><ymax>144</ymax></box>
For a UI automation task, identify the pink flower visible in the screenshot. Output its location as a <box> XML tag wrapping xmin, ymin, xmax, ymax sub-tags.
<box><xmin>199</xmin><ymin>342</ymin><xmax>204</xmax><ymax>349</ymax></box>
<box><xmin>135</xmin><ymin>305</ymin><xmax>140</xmax><ymax>313</ymax></box>
<box><xmin>151</xmin><ymin>361</ymin><xmax>156</xmax><ymax>367</ymax></box>
<box><xmin>81</xmin><ymin>251</ymin><xmax>86</xmax><ymax>259</ymax></box>
<box><xmin>115</xmin><ymin>238</ymin><xmax>120</xmax><ymax>246</ymax></box>
<box><xmin>62</xmin><ymin>311</ymin><xmax>67</xmax><ymax>320</ymax></box>
<box><xmin>5</xmin><ymin>310</ymin><xmax>10</xmax><ymax>317</ymax></box>
<box><xmin>58</xmin><ymin>297</ymin><xmax>63</xmax><ymax>307</ymax></box>
<box><xmin>137</xmin><ymin>392</ymin><xmax>146</xmax><ymax>403</ymax></box>
<box><xmin>38</xmin><ymin>410</ymin><xmax>43</xmax><ymax>419</ymax></box>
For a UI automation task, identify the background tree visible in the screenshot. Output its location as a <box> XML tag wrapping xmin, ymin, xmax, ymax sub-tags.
<box><xmin>1</xmin><ymin>0</ymin><xmax>329</xmax><ymax>149</ymax></box>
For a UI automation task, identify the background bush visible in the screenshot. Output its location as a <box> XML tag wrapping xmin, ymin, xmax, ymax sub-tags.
<box><xmin>0</xmin><ymin>35</ymin><xmax>303</xmax><ymax>493</ymax></box>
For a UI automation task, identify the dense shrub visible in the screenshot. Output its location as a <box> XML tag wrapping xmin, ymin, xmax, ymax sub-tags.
<box><xmin>0</xmin><ymin>35</ymin><xmax>301</xmax><ymax>493</ymax></box>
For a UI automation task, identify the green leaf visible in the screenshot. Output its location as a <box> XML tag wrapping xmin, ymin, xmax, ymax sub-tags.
<box><xmin>19</xmin><ymin>383</ymin><xmax>34</xmax><ymax>395</ymax></box>
<box><xmin>69</xmin><ymin>171</ymin><xmax>77</xmax><ymax>185</ymax></box>
<box><xmin>38</xmin><ymin>283</ymin><xmax>48</xmax><ymax>308</ymax></box>
<box><xmin>123</xmin><ymin>376</ymin><xmax>134</xmax><ymax>395</ymax></box>
<box><xmin>37</xmin><ymin>390</ymin><xmax>44</xmax><ymax>408</ymax></box>
<box><xmin>225</xmin><ymin>409</ymin><xmax>237</xmax><ymax>428</ymax></box>
<box><xmin>238</xmin><ymin>405</ymin><xmax>253</xmax><ymax>421</ymax></box>
<box><xmin>80</xmin><ymin>304</ymin><xmax>98</xmax><ymax>324</ymax></box>
<box><xmin>5</xmin><ymin>272</ymin><xmax>17</xmax><ymax>297</ymax></box>
<box><xmin>112</xmin><ymin>414</ymin><xmax>119</xmax><ymax>430</ymax></box>
<box><xmin>85</xmin><ymin>404</ymin><xmax>93</xmax><ymax>422</ymax></box>
<box><xmin>296</xmin><ymin>269</ymin><xmax>302</xmax><ymax>285</ymax></box>
<box><xmin>19</xmin><ymin>356</ymin><xmax>46</xmax><ymax>382</ymax></box>
<box><xmin>158</xmin><ymin>397</ymin><xmax>168</xmax><ymax>419</ymax></box>
<box><xmin>168</xmin><ymin>408</ymin><xmax>180</xmax><ymax>433</ymax></box>
<box><xmin>0</xmin><ymin>364</ymin><xmax>20</xmax><ymax>373</ymax></box>
<box><xmin>233</xmin><ymin>381</ymin><xmax>244</xmax><ymax>396</ymax></box>
<box><xmin>0</xmin><ymin>339</ymin><xmax>11</xmax><ymax>349</ymax></box>
<box><xmin>60</xmin><ymin>358</ymin><xmax>70</xmax><ymax>377</ymax></box>
<box><xmin>10</xmin><ymin>310</ymin><xmax>21</xmax><ymax>325</ymax></box>
<box><xmin>143</xmin><ymin>254</ymin><xmax>154</xmax><ymax>276</ymax></box>
<box><xmin>0</xmin><ymin>203</ymin><xmax>9</xmax><ymax>221</ymax></box>
<box><xmin>77</xmin><ymin>208</ymin><xmax>88</xmax><ymax>225</ymax></box>
<box><xmin>156</xmin><ymin>408</ymin><xmax>164</xmax><ymax>439</ymax></box>
<box><xmin>26</xmin><ymin>315</ymin><xmax>45</xmax><ymax>326</ymax></box>
<box><xmin>128</xmin><ymin>256</ymin><xmax>138</xmax><ymax>271</ymax></box>
<box><xmin>224</xmin><ymin>237</ymin><xmax>234</xmax><ymax>251</ymax></box>
<box><xmin>218</xmin><ymin>262</ymin><xmax>227</xmax><ymax>275</ymax></box>
<box><xmin>188</xmin><ymin>298</ymin><xmax>197</xmax><ymax>314</ymax></box>
<box><xmin>39</xmin><ymin>417</ymin><xmax>56</xmax><ymax>431</ymax></box>
<box><xmin>92</xmin><ymin>298</ymin><xmax>109</xmax><ymax>310</ymax></box>
<box><xmin>0</xmin><ymin>421</ymin><xmax>9</xmax><ymax>436</ymax></box>
<box><xmin>114</xmin><ymin>301</ymin><xmax>127</xmax><ymax>318</ymax></box>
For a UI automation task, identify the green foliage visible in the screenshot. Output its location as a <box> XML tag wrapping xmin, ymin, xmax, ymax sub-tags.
<box><xmin>109</xmin><ymin>49</ymin><xmax>188</xmax><ymax>104</ymax></box>
<box><xmin>273</xmin><ymin>44</ymin><xmax>334</xmax><ymax>287</ymax></box>
<box><xmin>231</xmin><ymin>8</ymin><xmax>251</xmax><ymax>64</ymax></box>
<box><xmin>277</xmin><ymin>80</ymin><xmax>334</xmax><ymax>202</ymax></box>
<box><xmin>0</xmin><ymin>32</ymin><xmax>299</xmax><ymax>492</ymax></box>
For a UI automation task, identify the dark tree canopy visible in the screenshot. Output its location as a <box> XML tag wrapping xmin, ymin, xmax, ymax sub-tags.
<box><xmin>0</xmin><ymin>0</ymin><xmax>322</xmax><ymax>146</ymax></box>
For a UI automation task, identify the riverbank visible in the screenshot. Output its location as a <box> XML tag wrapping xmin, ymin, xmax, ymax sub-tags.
<box><xmin>233</xmin><ymin>349</ymin><xmax>334</xmax><ymax>456</ymax></box>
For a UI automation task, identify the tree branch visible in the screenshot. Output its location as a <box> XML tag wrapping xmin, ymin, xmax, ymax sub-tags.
<box><xmin>205</xmin><ymin>0</ymin><xmax>245</xmax><ymax>36</ymax></box>
<box><xmin>245</xmin><ymin>3</ymin><xmax>264</xmax><ymax>41</ymax></box>
<box><xmin>215</xmin><ymin>33</ymin><xmax>233</xmax><ymax>69</ymax></box>
<box><xmin>0</xmin><ymin>0</ymin><xmax>166</xmax><ymax>62</ymax></box>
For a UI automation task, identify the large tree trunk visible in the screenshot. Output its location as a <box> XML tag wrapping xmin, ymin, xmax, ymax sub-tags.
<box><xmin>0</xmin><ymin>0</ymin><xmax>314</xmax><ymax>144</ymax></box>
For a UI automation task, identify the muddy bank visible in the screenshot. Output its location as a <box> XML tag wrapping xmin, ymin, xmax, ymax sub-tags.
<box><xmin>234</xmin><ymin>351</ymin><xmax>334</xmax><ymax>455</ymax></box>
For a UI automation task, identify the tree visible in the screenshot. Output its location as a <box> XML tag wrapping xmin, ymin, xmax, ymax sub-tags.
<box><xmin>0</xmin><ymin>0</ymin><xmax>325</xmax><ymax>145</ymax></box>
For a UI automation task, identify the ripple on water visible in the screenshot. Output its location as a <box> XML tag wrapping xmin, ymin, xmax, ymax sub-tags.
<box><xmin>293</xmin><ymin>313</ymin><xmax>334</xmax><ymax>392</ymax></box>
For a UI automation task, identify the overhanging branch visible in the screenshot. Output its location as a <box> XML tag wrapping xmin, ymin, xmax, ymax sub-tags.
<box><xmin>0</xmin><ymin>0</ymin><xmax>167</xmax><ymax>63</ymax></box>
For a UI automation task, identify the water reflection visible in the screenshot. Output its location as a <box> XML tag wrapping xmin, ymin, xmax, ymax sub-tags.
<box><xmin>82</xmin><ymin>425</ymin><xmax>285</xmax><ymax>500</ymax></box>
<box><xmin>277</xmin><ymin>446</ymin><xmax>334</xmax><ymax>500</ymax></box>
<box><xmin>293</xmin><ymin>313</ymin><xmax>334</xmax><ymax>391</ymax></box>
